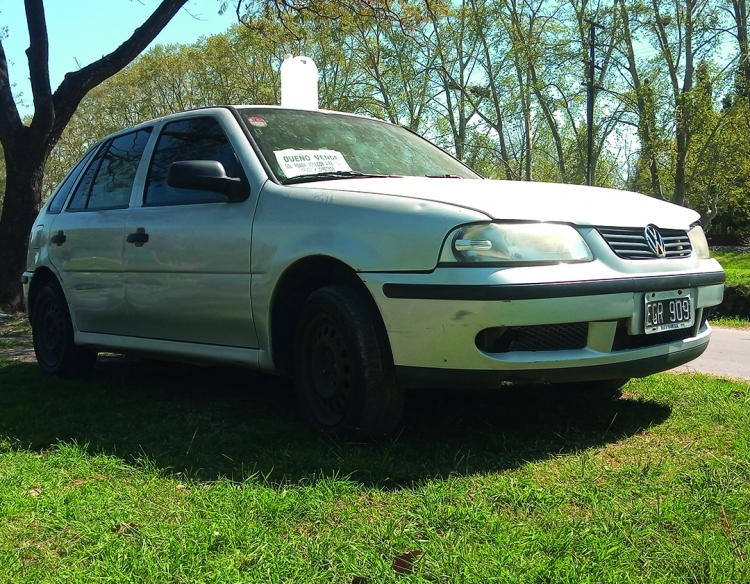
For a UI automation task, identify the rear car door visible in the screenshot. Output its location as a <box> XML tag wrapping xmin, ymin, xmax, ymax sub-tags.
<box><xmin>47</xmin><ymin>128</ymin><xmax>153</xmax><ymax>335</ymax></box>
<box><xmin>123</xmin><ymin>114</ymin><xmax>257</xmax><ymax>348</ymax></box>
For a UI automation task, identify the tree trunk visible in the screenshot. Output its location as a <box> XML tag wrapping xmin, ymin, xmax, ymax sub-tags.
<box><xmin>0</xmin><ymin>138</ymin><xmax>46</xmax><ymax>312</ymax></box>
<box><xmin>618</xmin><ymin>1</ymin><xmax>663</xmax><ymax>198</ymax></box>
<box><xmin>673</xmin><ymin>95</ymin><xmax>690</xmax><ymax>206</ymax></box>
<box><xmin>733</xmin><ymin>0</ymin><xmax>750</xmax><ymax>97</ymax></box>
<box><xmin>672</xmin><ymin>4</ymin><xmax>694</xmax><ymax>207</ymax></box>
<box><xmin>650</xmin><ymin>0</ymin><xmax>694</xmax><ymax>206</ymax></box>
<box><xmin>0</xmin><ymin>0</ymin><xmax>188</xmax><ymax>311</ymax></box>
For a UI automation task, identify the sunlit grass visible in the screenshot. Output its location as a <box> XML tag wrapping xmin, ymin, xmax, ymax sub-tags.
<box><xmin>710</xmin><ymin>251</ymin><xmax>750</xmax><ymax>328</ymax></box>
<box><xmin>711</xmin><ymin>315</ymin><xmax>750</xmax><ymax>329</ymax></box>
<box><xmin>712</xmin><ymin>250</ymin><xmax>750</xmax><ymax>288</ymax></box>
<box><xmin>1</xmin><ymin>323</ymin><xmax>749</xmax><ymax>582</ymax></box>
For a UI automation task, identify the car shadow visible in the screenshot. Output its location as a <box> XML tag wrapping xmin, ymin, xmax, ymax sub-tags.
<box><xmin>0</xmin><ymin>356</ymin><xmax>671</xmax><ymax>488</ymax></box>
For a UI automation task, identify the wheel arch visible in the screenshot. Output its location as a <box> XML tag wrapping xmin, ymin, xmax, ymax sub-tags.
<box><xmin>269</xmin><ymin>255</ymin><xmax>391</xmax><ymax>377</ymax></box>
<box><xmin>27</xmin><ymin>266</ymin><xmax>61</xmax><ymax>322</ymax></box>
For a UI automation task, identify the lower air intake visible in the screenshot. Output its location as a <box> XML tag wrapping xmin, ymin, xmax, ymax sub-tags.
<box><xmin>477</xmin><ymin>323</ymin><xmax>589</xmax><ymax>353</ymax></box>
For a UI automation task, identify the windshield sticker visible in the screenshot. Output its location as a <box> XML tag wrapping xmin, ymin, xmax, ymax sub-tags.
<box><xmin>247</xmin><ymin>116</ymin><xmax>267</xmax><ymax>127</ymax></box>
<box><xmin>274</xmin><ymin>149</ymin><xmax>352</xmax><ymax>178</ymax></box>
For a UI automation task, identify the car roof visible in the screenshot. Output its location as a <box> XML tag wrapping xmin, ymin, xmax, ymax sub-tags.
<box><xmin>104</xmin><ymin>105</ymin><xmax>382</xmax><ymax>139</ymax></box>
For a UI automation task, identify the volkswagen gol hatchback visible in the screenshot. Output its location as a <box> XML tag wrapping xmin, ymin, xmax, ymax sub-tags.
<box><xmin>24</xmin><ymin>106</ymin><xmax>726</xmax><ymax>439</ymax></box>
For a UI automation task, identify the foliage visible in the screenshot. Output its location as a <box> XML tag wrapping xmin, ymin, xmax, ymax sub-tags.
<box><xmin>24</xmin><ymin>0</ymin><xmax>750</xmax><ymax>241</ymax></box>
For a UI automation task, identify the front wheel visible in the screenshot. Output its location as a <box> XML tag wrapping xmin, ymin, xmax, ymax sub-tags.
<box><xmin>294</xmin><ymin>285</ymin><xmax>403</xmax><ymax>440</ymax></box>
<box><xmin>32</xmin><ymin>280</ymin><xmax>97</xmax><ymax>377</ymax></box>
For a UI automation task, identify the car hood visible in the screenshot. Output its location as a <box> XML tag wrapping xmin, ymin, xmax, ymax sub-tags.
<box><xmin>294</xmin><ymin>177</ymin><xmax>699</xmax><ymax>229</ymax></box>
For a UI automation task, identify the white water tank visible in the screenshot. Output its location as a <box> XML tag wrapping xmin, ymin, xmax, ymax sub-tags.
<box><xmin>280</xmin><ymin>55</ymin><xmax>318</xmax><ymax>110</ymax></box>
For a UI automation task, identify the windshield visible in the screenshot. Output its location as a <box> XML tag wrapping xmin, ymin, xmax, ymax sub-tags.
<box><xmin>236</xmin><ymin>107</ymin><xmax>480</xmax><ymax>183</ymax></box>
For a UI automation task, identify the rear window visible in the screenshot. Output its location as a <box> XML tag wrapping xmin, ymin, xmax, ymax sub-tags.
<box><xmin>67</xmin><ymin>128</ymin><xmax>153</xmax><ymax>211</ymax></box>
<box><xmin>46</xmin><ymin>146</ymin><xmax>100</xmax><ymax>214</ymax></box>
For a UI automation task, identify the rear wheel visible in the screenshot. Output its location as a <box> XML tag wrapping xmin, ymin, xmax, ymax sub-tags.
<box><xmin>32</xmin><ymin>281</ymin><xmax>97</xmax><ymax>377</ymax></box>
<box><xmin>294</xmin><ymin>285</ymin><xmax>403</xmax><ymax>440</ymax></box>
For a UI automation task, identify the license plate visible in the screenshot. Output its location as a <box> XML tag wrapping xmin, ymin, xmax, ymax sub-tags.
<box><xmin>644</xmin><ymin>290</ymin><xmax>694</xmax><ymax>334</ymax></box>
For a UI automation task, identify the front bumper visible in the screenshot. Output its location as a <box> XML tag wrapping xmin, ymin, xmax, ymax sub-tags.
<box><xmin>22</xmin><ymin>271</ymin><xmax>33</xmax><ymax>318</ymax></box>
<box><xmin>361</xmin><ymin>263</ymin><xmax>725</xmax><ymax>389</ymax></box>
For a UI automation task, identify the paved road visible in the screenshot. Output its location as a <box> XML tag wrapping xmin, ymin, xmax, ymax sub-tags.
<box><xmin>672</xmin><ymin>326</ymin><xmax>750</xmax><ymax>380</ymax></box>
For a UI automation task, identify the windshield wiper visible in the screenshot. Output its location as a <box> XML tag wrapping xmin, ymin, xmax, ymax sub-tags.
<box><xmin>425</xmin><ymin>174</ymin><xmax>463</xmax><ymax>178</ymax></box>
<box><xmin>282</xmin><ymin>170</ymin><xmax>386</xmax><ymax>185</ymax></box>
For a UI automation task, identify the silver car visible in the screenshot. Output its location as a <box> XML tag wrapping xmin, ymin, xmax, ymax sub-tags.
<box><xmin>23</xmin><ymin>106</ymin><xmax>725</xmax><ymax>439</ymax></box>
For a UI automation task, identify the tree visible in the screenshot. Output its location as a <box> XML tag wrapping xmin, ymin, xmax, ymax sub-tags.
<box><xmin>646</xmin><ymin>0</ymin><xmax>723</xmax><ymax>205</ymax></box>
<box><xmin>0</xmin><ymin>0</ymin><xmax>188</xmax><ymax>311</ymax></box>
<box><xmin>616</xmin><ymin>0</ymin><xmax>664</xmax><ymax>197</ymax></box>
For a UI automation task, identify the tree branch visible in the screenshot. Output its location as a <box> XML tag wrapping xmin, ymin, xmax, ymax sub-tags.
<box><xmin>50</xmin><ymin>0</ymin><xmax>188</xmax><ymax>145</ymax></box>
<box><xmin>0</xmin><ymin>39</ymin><xmax>23</xmax><ymax>145</ymax></box>
<box><xmin>24</xmin><ymin>0</ymin><xmax>54</xmax><ymax>136</ymax></box>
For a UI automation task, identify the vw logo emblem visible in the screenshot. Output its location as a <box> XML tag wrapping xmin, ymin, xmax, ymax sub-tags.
<box><xmin>644</xmin><ymin>224</ymin><xmax>666</xmax><ymax>258</ymax></box>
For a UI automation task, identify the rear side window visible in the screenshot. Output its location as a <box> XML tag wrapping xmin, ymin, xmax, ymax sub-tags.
<box><xmin>144</xmin><ymin>117</ymin><xmax>245</xmax><ymax>206</ymax></box>
<box><xmin>67</xmin><ymin>128</ymin><xmax>152</xmax><ymax>211</ymax></box>
<box><xmin>46</xmin><ymin>146</ymin><xmax>99</xmax><ymax>214</ymax></box>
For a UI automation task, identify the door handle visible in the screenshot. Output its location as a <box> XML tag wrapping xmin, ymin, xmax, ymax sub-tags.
<box><xmin>126</xmin><ymin>227</ymin><xmax>149</xmax><ymax>247</ymax></box>
<box><xmin>50</xmin><ymin>230</ymin><xmax>66</xmax><ymax>246</ymax></box>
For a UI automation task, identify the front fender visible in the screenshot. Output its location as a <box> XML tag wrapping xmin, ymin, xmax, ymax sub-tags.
<box><xmin>250</xmin><ymin>182</ymin><xmax>488</xmax><ymax>362</ymax></box>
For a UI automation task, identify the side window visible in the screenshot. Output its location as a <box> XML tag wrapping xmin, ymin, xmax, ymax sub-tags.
<box><xmin>46</xmin><ymin>145</ymin><xmax>99</xmax><ymax>214</ymax></box>
<box><xmin>67</xmin><ymin>146</ymin><xmax>106</xmax><ymax>211</ymax></box>
<box><xmin>144</xmin><ymin>117</ymin><xmax>245</xmax><ymax>206</ymax></box>
<box><xmin>67</xmin><ymin>128</ymin><xmax>152</xmax><ymax>211</ymax></box>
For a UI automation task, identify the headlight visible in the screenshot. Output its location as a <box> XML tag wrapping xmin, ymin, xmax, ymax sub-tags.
<box><xmin>439</xmin><ymin>222</ymin><xmax>593</xmax><ymax>265</ymax></box>
<box><xmin>687</xmin><ymin>223</ymin><xmax>710</xmax><ymax>259</ymax></box>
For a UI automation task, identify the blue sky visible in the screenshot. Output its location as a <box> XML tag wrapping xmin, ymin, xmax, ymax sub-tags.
<box><xmin>2</xmin><ymin>0</ymin><xmax>236</xmax><ymax>116</ymax></box>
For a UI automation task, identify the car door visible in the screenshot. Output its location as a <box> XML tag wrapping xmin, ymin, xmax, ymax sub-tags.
<box><xmin>123</xmin><ymin>114</ymin><xmax>257</xmax><ymax>348</ymax></box>
<box><xmin>47</xmin><ymin>128</ymin><xmax>153</xmax><ymax>335</ymax></box>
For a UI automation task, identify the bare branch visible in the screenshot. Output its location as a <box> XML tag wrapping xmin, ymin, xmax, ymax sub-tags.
<box><xmin>24</xmin><ymin>0</ymin><xmax>54</xmax><ymax>134</ymax></box>
<box><xmin>50</xmin><ymin>0</ymin><xmax>188</xmax><ymax>145</ymax></box>
<box><xmin>0</xmin><ymin>39</ymin><xmax>23</xmax><ymax>145</ymax></box>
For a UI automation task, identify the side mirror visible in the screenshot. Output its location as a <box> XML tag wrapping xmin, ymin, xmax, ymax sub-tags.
<box><xmin>167</xmin><ymin>160</ymin><xmax>248</xmax><ymax>202</ymax></box>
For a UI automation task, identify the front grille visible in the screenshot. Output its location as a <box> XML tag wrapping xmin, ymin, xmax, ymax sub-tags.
<box><xmin>598</xmin><ymin>227</ymin><xmax>692</xmax><ymax>259</ymax></box>
<box><xmin>477</xmin><ymin>323</ymin><xmax>589</xmax><ymax>353</ymax></box>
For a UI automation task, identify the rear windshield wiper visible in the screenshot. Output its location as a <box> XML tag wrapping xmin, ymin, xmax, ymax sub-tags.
<box><xmin>282</xmin><ymin>170</ymin><xmax>388</xmax><ymax>185</ymax></box>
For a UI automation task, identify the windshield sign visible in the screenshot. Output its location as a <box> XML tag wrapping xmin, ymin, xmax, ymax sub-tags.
<box><xmin>274</xmin><ymin>149</ymin><xmax>352</xmax><ymax>178</ymax></box>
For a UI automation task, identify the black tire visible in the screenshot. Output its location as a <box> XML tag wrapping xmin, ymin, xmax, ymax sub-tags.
<box><xmin>32</xmin><ymin>280</ymin><xmax>97</xmax><ymax>377</ymax></box>
<box><xmin>293</xmin><ymin>285</ymin><xmax>403</xmax><ymax>440</ymax></box>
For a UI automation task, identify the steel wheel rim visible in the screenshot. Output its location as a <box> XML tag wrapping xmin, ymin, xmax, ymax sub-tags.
<box><xmin>305</xmin><ymin>313</ymin><xmax>352</xmax><ymax>426</ymax></box>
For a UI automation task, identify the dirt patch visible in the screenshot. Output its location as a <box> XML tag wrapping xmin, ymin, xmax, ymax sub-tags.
<box><xmin>0</xmin><ymin>345</ymin><xmax>36</xmax><ymax>363</ymax></box>
<box><xmin>0</xmin><ymin>314</ymin><xmax>34</xmax><ymax>362</ymax></box>
<box><xmin>0</xmin><ymin>314</ymin><xmax>143</xmax><ymax>368</ymax></box>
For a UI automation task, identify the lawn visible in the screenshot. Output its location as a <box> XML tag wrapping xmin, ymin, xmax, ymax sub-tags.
<box><xmin>711</xmin><ymin>251</ymin><xmax>750</xmax><ymax>289</ymax></box>
<box><xmin>707</xmin><ymin>251</ymin><xmax>750</xmax><ymax>328</ymax></box>
<box><xmin>1</xmin><ymin>319</ymin><xmax>749</xmax><ymax>582</ymax></box>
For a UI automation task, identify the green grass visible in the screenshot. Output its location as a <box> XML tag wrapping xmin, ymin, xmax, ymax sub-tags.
<box><xmin>710</xmin><ymin>251</ymin><xmax>750</xmax><ymax>328</ymax></box>
<box><xmin>1</xmin><ymin>319</ymin><xmax>750</xmax><ymax>582</ymax></box>
<box><xmin>710</xmin><ymin>315</ymin><xmax>750</xmax><ymax>329</ymax></box>
<box><xmin>711</xmin><ymin>251</ymin><xmax>750</xmax><ymax>289</ymax></box>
